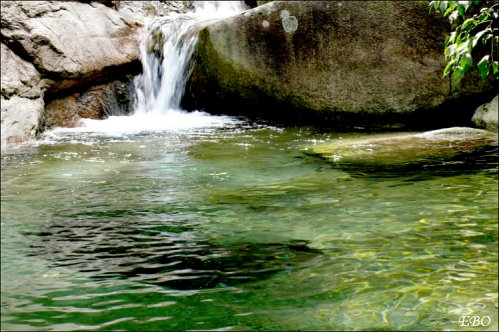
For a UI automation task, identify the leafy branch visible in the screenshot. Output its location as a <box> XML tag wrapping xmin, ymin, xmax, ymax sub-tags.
<box><xmin>429</xmin><ymin>0</ymin><xmax>499</xmax><ymax>83</ymax></box>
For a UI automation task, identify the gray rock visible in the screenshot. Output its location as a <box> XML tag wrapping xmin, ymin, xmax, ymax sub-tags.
<box><xmin>472</xmin><ymin>95</ymin><xmax>498</xmax><ymax>133</ymax></box>
<box><xmin>1</xmin><ymin>1</ymin><xmax>184</xmax><ymax>149</ymax></box>
<box><xmin>1</xmin><ymin>43</ymin><xmax>44</xmax><ymax>147</ymax></box>
<box><xmin>1</xmin><ymin>43</ymin><xmax>43</xmax><ymax>99</ymax></box>
<box><xmin>186</xmin><ymin>1</ymin><xmax>497</xmax><ymax>127</ymax></box>
<box><xmin>117</xmin><ymin>1</ymin><xmax>188</xmax><ymax>18</ymax></box>
<box><xmin>1</xmin><ymin>96</ymin><xmax>45</xmax><ymax>148</ymax></box>
<box><xmin>303</xmin><ymin>127</ymin><xmax>498</xmax><ymax>167</ymax></box>
<box><xmin>1</xmin><ymin>1</ymin><xmax>142</xmax><ymax>91</ymax></box>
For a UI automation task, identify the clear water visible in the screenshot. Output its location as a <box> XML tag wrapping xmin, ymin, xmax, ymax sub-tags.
<box><xmin>1</xmin><ymin>121</ymin><xmax>498</xmax><ymax>331</ymax></box>
<box><xmin>2</xmin><ymin>0</ymin><xmax>497</xmax><ymax>330</ymax></box>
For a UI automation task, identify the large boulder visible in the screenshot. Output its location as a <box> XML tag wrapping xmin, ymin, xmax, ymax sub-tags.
<box><xmin>185</xmin><ymin>1</ymin><xmax>497</xmax><ymax>128</ymax></box>
<box><xmin>0</xmin><ymin>1</ymin><xmax>142</xmax><ymax>92</ymax></box>
<box><xmin>0</xmin><ymin>1</ymin><xmax>142</xmax><ymax>148</ymax></box>
<box><xmin>472</xmin><ymin>95</ymin><xmax>498</xmax><ymax>133</ymax></box>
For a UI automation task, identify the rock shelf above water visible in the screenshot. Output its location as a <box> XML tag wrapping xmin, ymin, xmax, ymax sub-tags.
<box><xmin>302</xmin><ymin>127</ymin><xmax>498</xmax><ymax>168</ymax></box>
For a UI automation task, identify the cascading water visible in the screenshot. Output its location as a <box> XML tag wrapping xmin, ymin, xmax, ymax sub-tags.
<box><xmin>44</xmin><ymin>1</ymin><xmax>246</xmax><ymax>137</ymax></box>
<box><xmin>133</xmin><ymin>1</ymin><xmax>246</xmax><ymax>116</ymax></box>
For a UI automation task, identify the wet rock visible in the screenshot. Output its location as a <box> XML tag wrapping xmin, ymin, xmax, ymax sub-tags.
<box><xmin>303</xmin><ymin>127</ymin><xmax>498</xmax><ymax>168</ymax></box>
<box><xmin>185</xmin><ymin>1</ymin><xmax>497</xmax><ymax>127</ymax></box>
<box><xmin>0</xmin><ymin>0</ymin><xmax>141</xmax><ymax>148</ymax></box>
<box><xmin>472</xmin><ymin>95</ymin><xmax>498</xmax><ymax>133</ymax></box>
<box><xmin>42</xmin><ymin>76</ymin><xmax>136</xmax><ymax>129</ymax></box>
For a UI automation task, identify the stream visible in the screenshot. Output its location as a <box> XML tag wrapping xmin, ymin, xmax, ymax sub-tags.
<box><xmin>1</xmin><ymin>121</ymin><xmax>497</xmax><ymax>330</ymax></box>
<box><xmin>1</xmin><ymin>1</ymin><xmax>497</xmax><ymax>330</ymax></box>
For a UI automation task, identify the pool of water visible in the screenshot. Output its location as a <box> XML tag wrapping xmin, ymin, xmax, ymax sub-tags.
<box><xmin>1</xmin><ymin>118</ymin><xmax>497</xmax><ymax>331</ymax></box>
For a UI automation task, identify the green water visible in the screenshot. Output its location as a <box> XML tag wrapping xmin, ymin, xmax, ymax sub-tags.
<box><xmin>1</xmin><ymin>122</ymin><xmax>498</xmax><ymax>331</ymax></box>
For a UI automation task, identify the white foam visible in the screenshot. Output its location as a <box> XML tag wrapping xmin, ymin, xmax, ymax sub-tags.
<box><xmin>133</xmin><ymin>1</ymin><xmax>246</xmax><ymax>115</ymax></box>
<box><xmin>45</xmin><ymin>110</ymin><xmax>238</xmax><ymax>137</ymax></box>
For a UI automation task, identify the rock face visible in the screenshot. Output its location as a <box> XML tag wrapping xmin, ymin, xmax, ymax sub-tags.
<box><xmin>472</xmin><ymin>95</ymin><xmax>498</xmax><ymax>133</ymax></box>
<box><xmin>185</xmin><ymin>1</ymin><xmax>497</xmax><ymax>128</ymax></box>
<box><xmin>1</xmin><ymin>1</ymin><xmax>142</xmax><ymax>92</ymax></box>
<box><xmin>303</xmin><ymin>127</ymin><xmax>498</xmax><ymax>168</ymax></box>
<box><xmin>1</xmin><ymin>42</ymin><xmax>45</xmax><ymax>144</ymax></box>
<box><xmin>1</xmin><ymin>1</ymin><xmax>186</xmax><ymax>149</ymax></box>
<box><xmin>42</xmin><ymin>76</ymin><xmax>136</xmax><ymax>129</ymax></box>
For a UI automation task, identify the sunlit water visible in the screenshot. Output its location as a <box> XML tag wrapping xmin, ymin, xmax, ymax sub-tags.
<box><xmin>1</xmin><ymin>120</ymin><xmax>498</xmax><ymax>331</ymax></box>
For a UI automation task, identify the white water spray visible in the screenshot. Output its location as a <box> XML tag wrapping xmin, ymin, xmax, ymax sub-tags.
<box><xmin>133</xmin><ymin>1</ymin><xmax>246</xmax><ymax>115</ymax></box>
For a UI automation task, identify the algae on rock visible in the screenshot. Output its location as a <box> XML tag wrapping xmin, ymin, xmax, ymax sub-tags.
<box><xmin>302</xmin><ymin>127</ymin><xmax>498</xmax><ymax>168</ymax></box>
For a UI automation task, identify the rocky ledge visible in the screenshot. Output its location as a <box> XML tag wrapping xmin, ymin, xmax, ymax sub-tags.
<box><xmin>303</xmin><ymin>127</ymin><xmax>498</xmax><ymax>169</ymax></box>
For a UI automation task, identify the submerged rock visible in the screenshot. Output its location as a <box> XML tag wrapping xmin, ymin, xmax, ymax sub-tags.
<box><xmin>185</xmin><ymin>1</ymin><xmax>497</xmax><ymax>127</ymax></box>
<box><xmin>303</xmin><ymin>127</ymin><xmax>498</xmax><ymax>168</ymax></box>
<box><xmin>25</xmin><ymin>214</ymin><xmax>321</xmax><ymax>290</ymax></box>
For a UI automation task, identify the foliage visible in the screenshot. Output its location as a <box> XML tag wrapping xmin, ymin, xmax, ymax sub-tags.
<box><xmin>429</xmin><ymin>0</ymin><xmax>499</xmax><ymax>83</ymax></box>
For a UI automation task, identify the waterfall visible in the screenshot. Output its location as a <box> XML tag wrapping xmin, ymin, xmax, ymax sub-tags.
<box><xmin>133</xmin><ymin>1</ymin><xmax>246</xmax><ymax>115</ymax></box>
<box><xmin>44</xmin><ymin>1</ymin><xmax>246</xmax><ymax>137</ymax></box>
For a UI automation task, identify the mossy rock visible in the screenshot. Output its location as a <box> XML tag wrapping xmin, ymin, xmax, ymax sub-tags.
<box><xmin>184</xmin><ymin>1</ymin><xmax>497</xmax><ymax>127</ymax></box>
<box><xmin>302</xmin><ymin>127</ymin><xmax>498</xmax><ymax>167</ymax></box>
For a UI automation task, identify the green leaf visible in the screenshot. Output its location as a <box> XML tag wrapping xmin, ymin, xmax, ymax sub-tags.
<box><xmin>467</xmin><ymin>38</ymin><xmax>473</xmax><ymax>52</ymax></box>
<box><xmin>460</xmin><ymin>52</ymin><xmax>473</xmax><ymax>73</ymax></box>
<box><xmin>493</xmin><ymin>61</ymin><xmax>499</xmax><ymax>75</ymax></box>
<box><xmin>456</xmin><ymin>39</ymin><xmax>471</xmax><ymax>55</ymax></box>
<box><xmin>457</xmin><ymin>4</ymin><xmax>466</xmax><ymax>18</ymax></box>
<box><xmin>440</xmin><ymin>1</ymin><xmax>448</xmax><ymax>13</ymax></box>
<box><xmin>472</xmin><ymin>29</ymin><xmax>486</xmax><ymax>47</ymax></box>
<box><xmin>444</xmin><ymin>59</ymin><xmax>457</xmax><ymax>76</ymax></box>
<box><xmin>477</xmin><ymin>55</ymin><xmax>490</xmax><ymax>79</ymax></box>
<box><xmin>449</xmin><ymin>10</ymin><xmax>459</xmax><ymax>22</ymax></box>
<box><xmin>433</xmin><ymin>1</ymin><xmax>440</xmax><ymax>12</ymax></box>
<box><xmin>461</xmin><ymin>18</ymin><xmax>477</xmax><ymax>31</ymax></box>
<box><xmin>448</xmin><ymin>31</ymin><xmax>457</xmax><ymax>45</ymax></box>
<box><xmin>444</xmin><ymin>6</ymin><xmax>455</xmax><ymax>16</ymax></box>
<box><xmin>454</xmin><ymin>27</ymin><xmax>463</xmax><ymax>43</ymax></box>
<box><xmin>482</xmin><ymin>32</ymin><xmax>492</xmax><ymax>44</ymax></box>
<box><xmin>445</xmin><ymin>44</ymin><xmax>457</xmax><ymax>58</ymax></box>
<box><xmin>453</xmin><ymin>67</ymin><xmax>465</xmax><ymax>82</ymax></box>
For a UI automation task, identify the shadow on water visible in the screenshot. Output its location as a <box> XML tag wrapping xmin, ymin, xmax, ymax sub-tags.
<box><xmin>22</xmin><ymin>214</ymin><xmax>321</xmax><ymax>290</ymax></box>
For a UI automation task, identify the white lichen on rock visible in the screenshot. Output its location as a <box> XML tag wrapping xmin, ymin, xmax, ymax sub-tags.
<box><xmin>280</xmin><ymin>9</ymin><xmax>298</xmax><ymax>33</ymax></box>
